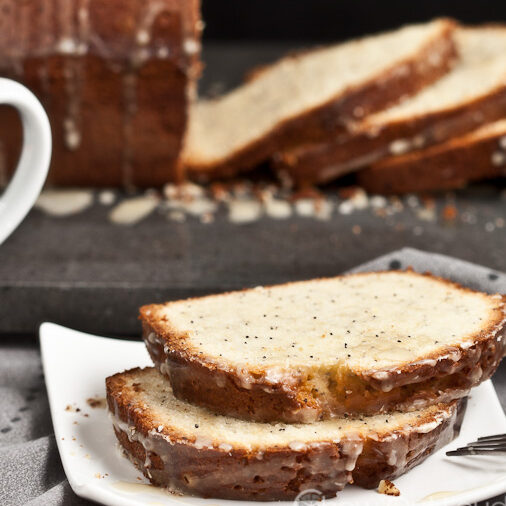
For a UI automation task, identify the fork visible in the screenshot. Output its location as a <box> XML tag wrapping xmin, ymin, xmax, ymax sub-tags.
<box><xmin>446</xmin><ymin>434</ymin><xmax>506</xmax><ymax>456</ymax></box>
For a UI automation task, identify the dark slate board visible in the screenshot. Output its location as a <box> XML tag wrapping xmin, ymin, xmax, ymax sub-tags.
<box><xmin>1</xmin><ymin>184</ymin><xmax>505</xmax><ymax>336</ymax></box>
<box><xmin>0</xmin><ymin>44</ymin><xmax>505</xmax><ymax>336</ymax></box>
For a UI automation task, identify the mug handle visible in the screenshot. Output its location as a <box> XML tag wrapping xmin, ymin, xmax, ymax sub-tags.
<box><xmin>0</xmin><ymin>78</ymin><xmax>51</xmax><ymax>245</ymax></box>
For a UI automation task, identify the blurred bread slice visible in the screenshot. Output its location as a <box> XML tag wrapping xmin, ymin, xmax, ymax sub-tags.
<box><xmin>358</xmin><ymin>118</ymin><xmax>506</xmax><ymax>193</ymax></box>
<box><xmin>275</xmin><ymin>26</ymin><xmax>506</xmax><ymax>185</ymax></box>
<box><xmin>183</xmin><ymin>19</ymin><xmax>456</xmax><ymax>179</ymax></box>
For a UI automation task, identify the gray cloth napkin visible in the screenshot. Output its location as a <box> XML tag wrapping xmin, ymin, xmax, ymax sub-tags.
<box><xmin>1</xmin><ymin>247</ymin><xmax>505</xmax><ymax>505</ymax></box>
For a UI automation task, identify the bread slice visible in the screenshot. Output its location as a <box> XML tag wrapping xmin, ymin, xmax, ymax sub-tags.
<box><xmin>140</xmin><ymin>270</ymin><xmax>506</xmax><ymax>423</ymax></box>
<box><xmin>358</xmin><ymin>118</ymin><xmax>506</xmax><ymax>194</ymax></box>
<box><xmin>107</xmin><ymin>367</ymin><xmax>464</xmax><ymax>500</ymax></box>
<box><xmin>275</xmin><ymin>26</ymin><xmax>506</xmax><ymax>185</ymax></box>
<box><xmin>183</xmin><ymin>19</ymin><xmax>456</xmax><ymax>179</ymax></box>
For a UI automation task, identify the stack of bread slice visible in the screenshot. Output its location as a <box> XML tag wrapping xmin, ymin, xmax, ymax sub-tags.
<box><xmin>183</xmin><ymin>20</ymin><xmax>506</xmax><ymax>193</ymax></box>
<box><xmin>274</xmin><ymin>26</ymin><xmax>506</xmax><ymax>191</ymax></box>
<box><xmin>107</xmin><ymin>270</ymin><xmax>506</xmax><ymax>500</ymax></box>
<box><xmin>358</xmin><ymin>118</ymin><xmax>506</xmax><ymax>194</ymax></box>
<box><xmin>183</xmin><ymin>18</ymin><xmax>457</xmax><ymax>180</ymax></box>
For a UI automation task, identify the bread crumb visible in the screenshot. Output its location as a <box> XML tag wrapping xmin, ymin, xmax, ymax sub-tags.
<box><xmin>485</xmin><ymin>222</ymin><xmax>495</xmax><ymax>232</ymax></box>
<box><xmin>442</xmin><ymin>204</ymin><xmax>458</xmax><ymax>222</ymax></box>
<box><xmin>378</xmin><ymin>479</ymin><xmax>400</xmax><ymax>496</ymax></box>
<box><xmin>210</xmin><ymin>183</ymin><xmax>229</xmax><ymax>202</ymax></box>
<box><xmin>338</xmin><ymin>186</ymin><xmax>361</xmax><ymax>200</ymax></box>
<box><xmin>87</xmin><ymin>397</ymin><xmax>106</xmax><ymax>409</ymax></box>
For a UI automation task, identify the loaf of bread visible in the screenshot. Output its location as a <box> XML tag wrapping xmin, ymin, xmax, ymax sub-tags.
<box><xmin>274</xmin><ymin>26</ymin><xmax>506</xmax><ymax>186</ymax></box>
<box><xmin>107</xmin><ymin>367</ymin><xmax>464</xmax><ymax>501</ymax></box>
<box><xmin>0</xmin><ymin>0</ymin><xmax>201</xmax><ymax>187</ymax></box>
<box><xmin>140</xmin><ymin>270</ymin><xmax>506</xmax><ymax>423</ymax></box>
<box><xmin>183</xmin><ymin>19</ymin><xmax>456</xmax><ymax>180</ymax></box>
<box><xmin>358</xmin><ymin>118</ymin><xmax>506</xmax><ymax>193</ymax></box>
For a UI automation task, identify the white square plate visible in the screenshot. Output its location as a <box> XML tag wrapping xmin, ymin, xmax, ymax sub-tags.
<box><xmin>41</xmin><ymin>322</ymin><xmax>506</xmax><ymax>506</ymax></box>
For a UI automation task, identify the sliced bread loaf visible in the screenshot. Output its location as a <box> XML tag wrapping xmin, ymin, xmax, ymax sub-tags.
<box><xmin>358</xmin><ymin>118</ymin><xmax>506</xmax><ymax>194</ymax></box>
<box><xmin>140</xmin><ymin>270</ymin><xmax>506</xmax><ymax>423</ymax></box>
<box><xmin>274</xmin><ymin>26</ymin><xmax>506</xmax><ymax>185</ymax></box>
<box><xmin>0</xmin><ymin>0</ymin><xmax>202</xmax><ymax>187</ymax></box>
<box><xmin>183</xmin><ymin>19</ymin><xmax>456</xmax><ymax>179</ymax></box>
<box><xmin>107</xmin><ymin>367</ymin><xmax>464</xmax><ymax>500</ymax></box>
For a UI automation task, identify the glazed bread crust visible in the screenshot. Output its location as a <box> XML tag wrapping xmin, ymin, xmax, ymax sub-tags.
<box><xmin>184</xmin><ymin>20</ymin><xmax>456</xmax><ymax>180</ymax></box>
<box><xmin>358</xmin><ymin>118</ymin><xmax>506</xmax><ymax>194</ymax></box>
<box><xmin>140</xmin><ymin>271</ymin><xmax>506</xmax><ymax>423</ymax></box>
<box><xmin>0</xmin><ymin>0</ymin><xmax>201</xmax><ymax>187</ymax></box>
<box><xmin>107</xmin><ymin>367</ymin><xmax>464</xmax><ymax>501</ymax></box>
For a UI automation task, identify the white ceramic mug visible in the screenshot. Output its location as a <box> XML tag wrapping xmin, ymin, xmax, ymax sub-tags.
<box><xmin>0</xmin><ymin>77</ymin><xmax>51</xmax><ymax>245</ymax></box>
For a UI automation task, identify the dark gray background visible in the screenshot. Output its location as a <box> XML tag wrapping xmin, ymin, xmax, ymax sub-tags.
<box><xmin>201</xmin><ymin>0</ymin><xmax>506</xmax><ymax>42</ymax></box>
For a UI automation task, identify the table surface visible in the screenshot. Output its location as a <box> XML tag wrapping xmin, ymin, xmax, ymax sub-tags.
<box><xmin>2</xmin><ymin>246</ymin><xmax>506</xmax><ymax>505</ymax></box>
<box><xmin>1</xmin><ymin>182</ymin><xmax>505</xmax><ymax>336</ymax></box>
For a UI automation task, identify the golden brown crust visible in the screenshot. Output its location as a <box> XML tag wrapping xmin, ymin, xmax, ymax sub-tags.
<box><xmin>0</xmin><ymin>0</ymin><xmax>202</xmax><ymax>187</ymax></box>
<box><xmin>185</xmin><ymin>20</ymin><xmax>457</xmax><ymax>180</ymax></box>
<box><xmin>357</xmin><ymin>122</ymin><xmax>506</xmax><ymax>194</ymax></box>
<box><xmin>274</xmin><ymin>83</ymin><xmax>506</xmax><ymax>186</ymax></box>
<box><xmin>106</xmin><ymin>368</ymin><xmax>465</xmax><ymax>500</ymax></box>
<box><xmin>140</xmin><ymin>270</ymin><xmax>506</xmax><ymax>423</ymax></box>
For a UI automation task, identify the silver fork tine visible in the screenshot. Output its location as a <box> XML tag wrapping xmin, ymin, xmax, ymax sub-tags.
<box><xmin>447</xmin><ymin>448</ymin><xmax>506</xmax><ymax>456</ymax></box>
<box><xmin>446</xmin><ymin>433</ymin><xmax>506</xmax><ymax>456</ymax></box>
<box><xmin>449</xmin><ymin>444</ymin><xmax>506</xmax><ymax>451</ymax></box>
<box><xmin>477</xmin><ymin>433</ymin><xmax>506</xmax><ymax>442</ymax></box>
<box><xmin>466</xmin><ymin>445</ymin><xmax>506</xmax><ymax>451</ymax></box>
<box><xmin>465</xmin><ymin>441</ymin><xmax>506</xmax><ymax>447</ymax></box>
